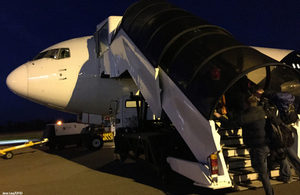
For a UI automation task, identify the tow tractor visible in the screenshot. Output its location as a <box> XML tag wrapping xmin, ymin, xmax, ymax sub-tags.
<box><xmin>0</xmin><ymin>138</ymin><xmax>48</xmax><ymax>159</ymax></box>
<box><xmin>43</xmin><ymin>117</ymin><xmax>114</xmax><ymax>151</ymax></box>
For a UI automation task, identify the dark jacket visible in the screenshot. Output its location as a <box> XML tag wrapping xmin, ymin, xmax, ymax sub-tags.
<box><xmin>234</xmin><ymin>106</ymin><xmax>267</xmax><ymax>148</ymax></box>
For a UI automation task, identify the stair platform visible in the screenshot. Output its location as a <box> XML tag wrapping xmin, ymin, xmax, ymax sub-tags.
<box><xmin>223</xmin><ymin>146</ymin><xmax>249</xmax><ymax>157</ymax></box>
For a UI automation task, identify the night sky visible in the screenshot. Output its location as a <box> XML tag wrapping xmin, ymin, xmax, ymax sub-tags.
<box><xmin>1</xmin><ymin>0</ymin><xmax>300</xmax><ymax>125</ymax></box>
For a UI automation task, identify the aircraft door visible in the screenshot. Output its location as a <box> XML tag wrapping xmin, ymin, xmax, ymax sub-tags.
<box><xmin>94</xmin><ymin>22</ymin><xmax>110</xmax><ymax>76</ymax></box>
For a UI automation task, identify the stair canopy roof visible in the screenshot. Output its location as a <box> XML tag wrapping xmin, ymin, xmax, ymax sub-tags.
<box><xmin>120</xmin><ymin>0</ymin><xmax>300</xmax><ymax>120</ymax></box>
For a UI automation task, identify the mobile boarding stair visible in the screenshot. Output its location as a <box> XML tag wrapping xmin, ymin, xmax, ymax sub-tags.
<box><xmin>219</xmin><ymin>124</ymin><xmax>299</xmax><ymax>190</ymax></box>
<box><xmin>97</xmin><ymin>0</ymin><xmax>300</xmax><ymax>190</ymax></box>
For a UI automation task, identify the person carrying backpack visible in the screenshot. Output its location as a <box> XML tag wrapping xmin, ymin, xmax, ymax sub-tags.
<box><xmin>256</xmin><ymin>89</ymin><xmax>300</xmax><ymax>182</ymax></box>
<box><xmin>215</xmin><ymin>94</ymin><xmax>274</xmax><ymax>195</ymax></box>
<box><xmin>265</xmin><ymin>115</ymin><xmax>294</xmax><ymax>183</ymax></box>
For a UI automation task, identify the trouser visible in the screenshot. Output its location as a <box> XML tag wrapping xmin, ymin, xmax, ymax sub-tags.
<box><xmin>286</xmin><ymin>146</ymin><xmax>300</xmax><ymax>175</ymax></box>
<box><xmin>250</xmin><ymin>146</ymin><xmax>274</xmax><ymax>195</ymax></box>
<box><xmin>279</xmin><ymin>157</ymin><xmax>291</xmax><ymax>180</ymax></box>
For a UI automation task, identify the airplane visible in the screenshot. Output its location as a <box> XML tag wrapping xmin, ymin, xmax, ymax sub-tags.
<box><xmin>6</xmin><ymin>0</ymin><xmax>300</xmax><ymax>190</ymax></box>
<box><xmin>6</xmin><ymin>30</ymin><xmax>300</xmax><ymax>122</ymax></box>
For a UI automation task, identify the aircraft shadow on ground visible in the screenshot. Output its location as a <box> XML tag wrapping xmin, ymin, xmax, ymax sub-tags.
<box><xmin>97</xmin><ymin>160</ymin><xmax>234</xmax><ymax>195</ymax></box>
<box><xmin>36</xmin><ymin>144</ymin><xmax>232</xmax><ymax>195</ymax></box>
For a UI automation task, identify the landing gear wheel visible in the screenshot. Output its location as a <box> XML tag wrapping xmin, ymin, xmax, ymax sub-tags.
<box><xmin>4</xmin><ymin>151</ymin><xmax>14</xmax><ymax>159</ymax></box>
<box><xmin>85</xmin><ymin>135</ymin><xmax>103</xmax><ymax>150</ymax></box>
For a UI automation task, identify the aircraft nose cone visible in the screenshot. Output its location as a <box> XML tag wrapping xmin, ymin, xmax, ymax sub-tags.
<box><xmin>6</xmin><ymin>64</ymin><xmax>28</xmax><ymax>98</ymax></box>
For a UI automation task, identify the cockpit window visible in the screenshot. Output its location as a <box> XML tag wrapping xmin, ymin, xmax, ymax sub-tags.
<box><xmin>45</xmin><ymin>49</ymin><xmax>59</xmax><ymax>59</ymax></box>
<box><xmin>32</xmin><ymin>48</ymin><xmax>70</xmax><ymax>61</ymax></box>
<box><xmin>32</xmin><ymin>51</ymin><xmax>48</xmax><ymax>60</ymax></box>
<box><xmin>59</xmin><ymin>48</ymin><xmax>70</xmax><ymax>58</ymax></box>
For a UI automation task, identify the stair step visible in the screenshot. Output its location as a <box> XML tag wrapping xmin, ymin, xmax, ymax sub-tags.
<box><xmin>230</xmin><ymin>168</ymin><xmax>280</xmax><ymax>184</ymax></box>
<box><xmin>223</xmin><ymin>146</ymin><xmax>249</xmax><ymax>157</ymax></box>
<box><xmin>226</xmin><ymin>156</ymin><xmax>251</xmax><ymax>169</ymax></box>
<box><xmin>235</xmin><ymin>179</ymin><xmax>283</xmax><ymax>191</ymax></box>
<box><xmin>221</xmin><ymin>137</ymin><xmax>243</xmax><ymax>146</ymax></box>
<box><xmin>218</xmin><ymin>128</ymin><xmax>242</xmax><ymax>137</ymax></box>
<box><xmin>218</xmin><ymin>122</ymin><xmax>291</xmax><ymax>189</ymax></box>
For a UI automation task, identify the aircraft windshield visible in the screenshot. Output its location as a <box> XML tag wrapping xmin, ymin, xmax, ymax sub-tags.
<box><xmin>32</xmin><ymin>48</ymin><xmax>70</xmax><ymax>61</ymax></box>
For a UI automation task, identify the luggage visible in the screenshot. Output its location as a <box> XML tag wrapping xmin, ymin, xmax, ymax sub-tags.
<box><xmin>268</xmin><ymin>92</ymin><xmax>298</xmax><ymax>124</ymax></box>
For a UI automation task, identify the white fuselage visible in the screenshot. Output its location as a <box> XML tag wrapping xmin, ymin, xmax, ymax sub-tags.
<box><xmin>6</xmin><ymin>36</ymin><xmax>138</xmax><ymax>116</ymax></box>
<box><xmin>252</xmin><ymin>46</ymin><xmax>293</xmax><ymax>61</ymax></box>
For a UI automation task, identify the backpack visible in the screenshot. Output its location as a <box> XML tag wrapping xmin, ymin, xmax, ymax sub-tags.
<box><xmin>267</xmin><ymin>148</ymin><xmax>286</xmax><ymax>170</ymax></box>
<box><xmin>265</xmin><ymin>120</ymin><xmax>285</xmax><ymax>149</ymax></box>
<box><xmin>280</xmin><ymin>123</ymin><xmax>297</xmax><ymax>147</ymax></box>
<box><xmin>265</xmin><ymin>115</ymin><xmax>297</xmax><ymax>149</ymax></box>
<box><xmin>267</xmin><ymin>92</ymin><xmax>299</xmax><ymax>124</ymax></box>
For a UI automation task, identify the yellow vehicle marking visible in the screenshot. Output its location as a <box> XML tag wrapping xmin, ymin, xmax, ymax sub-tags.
<box><xmin>102</xmin><ymin>133</ymin><xmax>114</xmax><ymax>141</ymax></box>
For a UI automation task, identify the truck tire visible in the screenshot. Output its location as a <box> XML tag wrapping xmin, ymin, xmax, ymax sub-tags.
<box><xmin>85</xmin><ymin>135</ymin><xmax>103</xmax><ymax>150</ymax></box>
<box><xmin>4</xmin><ymin>151</ymin><xmax>14</xmax><ymax>159</ymax></box>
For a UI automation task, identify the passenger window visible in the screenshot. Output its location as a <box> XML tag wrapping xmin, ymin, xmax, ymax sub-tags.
<box><xmin>59</xmin><ymin>48</ymin><xmax>70</xmax><ymax>59</ymax></box>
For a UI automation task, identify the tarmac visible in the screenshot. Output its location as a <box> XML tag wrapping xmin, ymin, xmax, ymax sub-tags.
<box><xmin>0</xmin><ymin>142</ymin><xmax>299</xmax><ymax>195</ymax></box>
